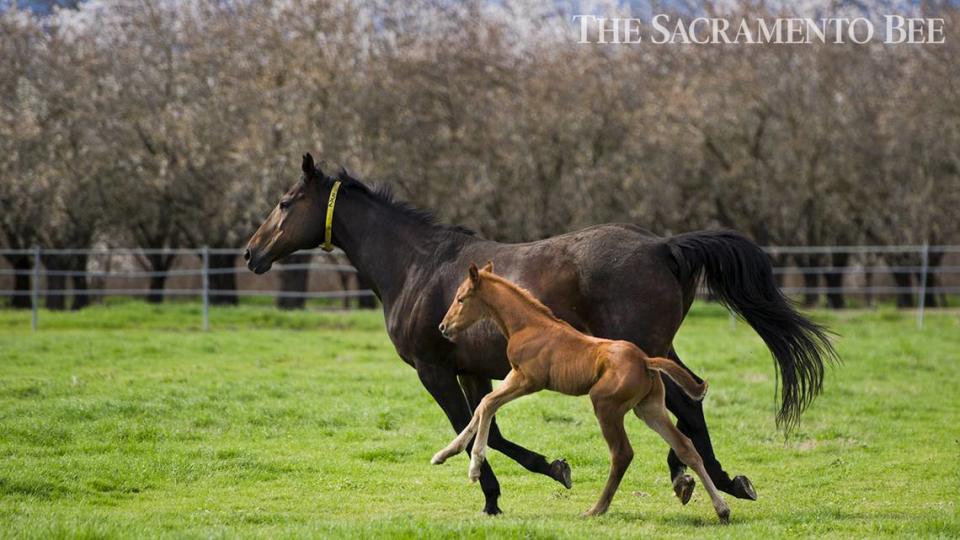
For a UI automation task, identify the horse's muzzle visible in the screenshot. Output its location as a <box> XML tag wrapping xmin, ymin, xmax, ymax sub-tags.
<box><xmin>245</xmin><ymin>249</ymin><xmax>273</xmax><ymax>274</ymax></box>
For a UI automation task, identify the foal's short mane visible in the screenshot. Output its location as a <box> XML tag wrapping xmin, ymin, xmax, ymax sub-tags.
<box><xmin>333</xmin><ymin>169</ymin><xmax>476</xmax><ymax>236</ymax></box>
<box><xmin>481</xmin><ymin>272</ymin><xmax>565</xmax><ymax>324</ymax></box>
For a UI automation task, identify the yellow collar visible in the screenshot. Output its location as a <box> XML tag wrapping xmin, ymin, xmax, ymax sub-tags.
<box><xmin>322</xmin><ymin>180</ymin><xmax>342</xmax><ymax>252</ymax></box>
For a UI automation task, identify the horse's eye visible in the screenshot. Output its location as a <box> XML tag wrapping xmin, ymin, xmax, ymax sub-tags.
<box><xmin>457</xmin><ymin>298</ymin><xmax>464</xmax><ymax>304</ymax></box>
<box><xmin>279</xmin><ymin>200</ymin><xmax>291</xmax><ymax>210</ymax></box>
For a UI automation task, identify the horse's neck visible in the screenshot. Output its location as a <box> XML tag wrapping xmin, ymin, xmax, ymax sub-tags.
<box><xmin>484</xmin><ymin>281</ymin><xmax>552</xmax><ymax>338</ymax></box>
<box><xmin>331</xmin><ymin>193</ymin><xmax>455</xmax><ymax>307</ymax></box>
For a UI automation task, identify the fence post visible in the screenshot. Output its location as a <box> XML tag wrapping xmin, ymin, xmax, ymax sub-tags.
<box><xmin>201</xmin><ymin>246</ymin><xmax>210</xmax><ymax>331</ymax></box>
<box><xmin>916</xmin><ymin>242</ymin><xmax>929</xmax><ymax>329</ymax></box>
<box><xmin>31</xmin><ymin>246</ymin><xmax>41</xmax><ymax>331</ymax></box>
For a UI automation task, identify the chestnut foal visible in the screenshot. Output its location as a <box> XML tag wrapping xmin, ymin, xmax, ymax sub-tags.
<box><xmin>432</xmin><ymin>262</ymin><xmax>731</xmax><ymax>522</ymax></box>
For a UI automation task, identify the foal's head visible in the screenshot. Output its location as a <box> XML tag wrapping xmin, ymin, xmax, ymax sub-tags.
<box><xmin>245</xmin><ymin>153</ymin><xmax>332</xmax><ymax>274</ymax></box>
<box><xmin>439</xmin><ymin>261</ymin><xmax>494</xmax><ymax>341</ymax></box>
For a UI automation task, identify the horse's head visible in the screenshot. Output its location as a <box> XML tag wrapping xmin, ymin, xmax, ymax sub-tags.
<box><xmin>439</xmin><ymin>261</ymin><xmax>494</xmax><ymax>341</ymax></box>
<box><xmin>245</xmin><ymin>153</ymin><xmax>331</xmax><ymax>274</ymax></box>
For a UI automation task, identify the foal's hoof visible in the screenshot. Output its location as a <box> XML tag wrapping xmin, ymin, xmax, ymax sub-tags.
<box><xmin>581</xmin><ymin>506</ymin><xmax>607</xmax><ymax>518</ymax></box>
<box><xmin>430</xmin><ymin>451</ymin><xmax>447</xmax><ymax>465</ymax></box>
<box><xmin>468</xmin><ymin>459</ymin><xmax>483</xmax><ymax>483</ymax></box>
<box><xmin>673</xmin><ymin>474</ymin><xmax>695</xmax><ymax>505</ymax></box>
<box><xmin>717</xmin><ymin>506</ymin><xmax>731</xmax><ymax>524</ymax></box>
<box><xmin>731</xmin><ymin>475</ymin><xmax>757</xmax><ymax>501</ymax></box>
<box><xmin>550</xmin><ymin>459</ymin><xmax>572</xmax><ymax>489</ymax></box>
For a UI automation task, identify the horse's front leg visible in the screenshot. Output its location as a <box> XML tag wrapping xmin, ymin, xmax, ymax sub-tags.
<box><xmin>416</xmin><ymin>361</ymin><xmax>503</xmax><ymax>515</ymax></box>
<box><xmin>460</xmin><ymin>374</ymin><xmax>572</xmax><ymax>488</ymax></box>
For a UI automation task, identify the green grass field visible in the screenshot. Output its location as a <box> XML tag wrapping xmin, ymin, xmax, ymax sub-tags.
<box><xmin>1</xmin><ymin>303</ymin><xmax>957</xmax><ymax>538</ymax></box>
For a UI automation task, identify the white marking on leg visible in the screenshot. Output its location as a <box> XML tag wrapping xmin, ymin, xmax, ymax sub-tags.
<box><xmin>431</xmin><ymin>410</ymin><xmax>481</xmax><ymax>464</ymax></box>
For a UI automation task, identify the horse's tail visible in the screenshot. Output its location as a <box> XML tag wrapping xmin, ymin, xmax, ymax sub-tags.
<box><xmin>647</xmin><ymin>356</ymin><xmax>708</xmax><ymax>402</ymax></box>
<box><xmin>665</xmin><ymin>229</ymin><xmax>839</xmax><ymax>431</ymax></box>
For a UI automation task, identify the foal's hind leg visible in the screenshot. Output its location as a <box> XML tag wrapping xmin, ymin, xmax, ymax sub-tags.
<box><xmin>636</xmin><ymin>393</ymin><xmax>730</xmax><ymax>523</ymax></box>
<box><xmin>584</xmin><ymin>393</ymin><xmax>634</xmax><ymax>516</ymax></box>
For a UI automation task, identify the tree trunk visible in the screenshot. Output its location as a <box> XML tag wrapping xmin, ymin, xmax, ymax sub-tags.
<box><xmin>356</xmin><ymin>273</ymin><xmax>376</xmax><ymax>309</ymax></box>
<box><xmin>45</xmin><ymin>274</ymin><xmax>67</xmax><ymax>310</ymax></box>
<box><xmin>207</xmin><ymin>253</ymin><xmax>238</xmax><ymax>305</ymax></box>
<box><xmin>144</xmin><ymin>253</ymin><xmax>176</xmax><ymax>304</ymax></box>
<box><xmin>71</xmin><ymin>273</ymin><xmax>90</xmax><ymax>310</ymax></box>
<box><xmin>920</xmin><ymin>251</ymin><xmax>945</xmax><ymax>308</ymax></box>
<box><xmin>794</xmin><ymin>254</ymin><xmax>822</xmax><ymax>307</ymax></box>
<box><xmin>337</xmin><ymin>271</ymin><xmax>352</xmax><ymax>309</ymax></box>
<box><xmin>824</xmin><ymin>252</ymin><xmax>848</xmax><ymax>309</ymax></box>
<box><xmin>276</xmin><ymin>253</ymin><xmax>310</xmax><ymax>310</ymax></box>
<box><xmin>7</xmin><ymin>255</ymin><xmax>33</xmax><ymax>309</ymax></box>
<box><xmin>770</xmin><ymin>253</ymin><xmax>787</xmax><ymax>289</ymax></box>
<box><xmin>69</xmin><ymin>254</ymin><xmax>90</xmax><ymax>310</ymax></box>
<box><xmin>147</xmin><ymin>274</ymin><xmax>168</xmax><ymax>303</ymax></box>
<box><xmin>890</xmin><ymin>257</ymin><xmax>914</xmax><ymax>308</ymax></box>
<box><xmin>41</xmin><ymin>256</ymin><xmax>67</xmax><ymax>311</ymax></box>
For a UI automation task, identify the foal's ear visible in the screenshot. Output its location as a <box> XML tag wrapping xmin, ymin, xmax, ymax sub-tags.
<box><xmin>468</xmin><ymin>263</ymin><xmax>480</xmax><ymax>285</ymax></box>
<box><xmin>481</xmin><ymin>261</ymin><xmax>494</xmax><ymax>273</ymax></box>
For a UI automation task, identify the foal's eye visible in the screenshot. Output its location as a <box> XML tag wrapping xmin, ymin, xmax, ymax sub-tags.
<box><xmin>457</xmin><ymin>298</ymin><xmax>464</xmax><ymax>304</ymax></box>
<box><xmin>279</xmin><ymin>200</ymin><xmax>291</xmax><ymax>210</ymax></box>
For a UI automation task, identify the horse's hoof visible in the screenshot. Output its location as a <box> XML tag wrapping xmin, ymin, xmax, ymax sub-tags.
<box><xmin>430</xmin><ymin>452</ymin><xmax>446</xmax><ymax>465</ymax></box>
<box><xmin>731</xmin><ymin>475</ymin><xmax>757</xmax><ymax>501</ymax></box>
<box><xmin>673</xmin><ymin>474</ymin><xmax>695</xmax><ymax>505</ymax></box>
<box><xmin>483</xmin><ymin>503</ymin><xmax>503</xmax><ymax>516</ymax></box>
<box><xmin>550</xmin><ymin>459</ymin><xmax>572</xmax><ymax>489</ymax></box>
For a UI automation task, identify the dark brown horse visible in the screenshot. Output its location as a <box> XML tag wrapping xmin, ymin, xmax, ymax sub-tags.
<box><xmin>245</xmin><ymin>154</ymin><xmax>836</xmax><ymax>515</ymax></box>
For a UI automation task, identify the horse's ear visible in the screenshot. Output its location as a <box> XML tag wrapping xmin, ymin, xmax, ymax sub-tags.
<box><xmin>302</xmin><ymin>153</ymin><xmax>316</xmax><ymax>177</ymax></box>
<box><xmin>468</xmin><ymin>263</ymin><xmax>480</xmax><ymax>285</ymax></box>
<box><xmin>481</xmin><ymin>261</ymin><xmax>494</xmax><ymax>273</ymax></box>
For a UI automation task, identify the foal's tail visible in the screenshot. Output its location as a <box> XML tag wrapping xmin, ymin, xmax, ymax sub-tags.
<box><xmin>666</xmin><ymin>229</ymin><xmax>839</xmax><ymax>430</ymax></box>
<box><xmin>647</xmin><ymin>357</ymin><xmax>708</xmax><ymax>402</ymax></box>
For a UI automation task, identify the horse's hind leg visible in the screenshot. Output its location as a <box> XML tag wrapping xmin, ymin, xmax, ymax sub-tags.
<box><xmin>636</xmin><ymin>393</ymin><xmax>730</xmax><ymax>523</ymax></box>
<box><xmin>664</xmin><ymin>350</ymin><xmax>755</xmax><ymax>501</ymax></box>
<box><xmin>584</xmin><ymin>395</ymin><xmax>633</xmax><ymax>517</ymax></box>
<box><xmin>460</xmin><ymin>374</ymin><xmax>572</xmax><ymax>488</ymax></box>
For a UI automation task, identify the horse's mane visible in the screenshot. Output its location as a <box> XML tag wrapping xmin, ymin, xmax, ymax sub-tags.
<box><xmin>481</xmin><ymin>271</ymin><xmax>564</xmax><ymax>324</ymax></box>
<box><xmin>334</xmin><ymin>169</ymin><xmax>476</xmax><ymax>236</ymax></box>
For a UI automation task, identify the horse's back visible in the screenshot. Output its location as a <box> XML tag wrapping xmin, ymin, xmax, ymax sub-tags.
<box><xmin>408</xmin><ymin>223</ymin><xmax>686</xmax><ymax>377</ymax></box>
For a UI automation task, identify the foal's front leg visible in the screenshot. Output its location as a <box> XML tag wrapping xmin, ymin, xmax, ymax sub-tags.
<box><xmin>468</xmin><ymin>370</ymin><xmax>533</xmax><ymax>482</ymax></box>
<box><xmin>431</xmin><ymin>371</ymin><xmax>531</xmax><ymax>478</ymax></box>
<box><xmin>431</xmin><ymin>407</ymin><xmax>482</xmax><ymax>465</ymax></box>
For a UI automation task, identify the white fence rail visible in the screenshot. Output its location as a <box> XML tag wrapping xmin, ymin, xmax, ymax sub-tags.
<box><xmin>0</xmin><ymin>246</ymin><xmax>375</xmax><ymax>330</ymax></box>
<box><xmin>2</xmin><ymin>245</ymin><xmax>959</xmax><ymax>330</ymax></box>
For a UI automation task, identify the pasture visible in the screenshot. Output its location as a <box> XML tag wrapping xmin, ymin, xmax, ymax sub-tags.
<box><xmin>0</xmin><ymin>303</ymin><xmax>957</xmax><ymax>538</ymax></box>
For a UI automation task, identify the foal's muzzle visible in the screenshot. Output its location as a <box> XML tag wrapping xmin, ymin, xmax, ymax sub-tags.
<box><xmin>438</xmin><ymin>322</ymin><xmax>455</xmax><ymax>341</ymax></box>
